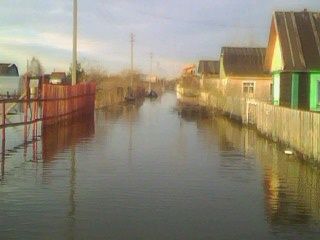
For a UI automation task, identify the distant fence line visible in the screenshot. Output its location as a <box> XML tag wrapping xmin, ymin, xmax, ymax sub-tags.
<box><xmin>201</xmin><ymin>94</ymin><xmax>320</xmax><ymax>162</ymax></box>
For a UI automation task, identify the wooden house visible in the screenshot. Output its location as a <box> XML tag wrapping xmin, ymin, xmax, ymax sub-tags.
<box><xmin>198</xmin><ymin>60</ymin><xmax>220</xmax><ymax>88</ymax></box>
<box><xmin>265</xmin><ymin>10</ymin><xmax>320</xmax><ymax>111</ymax></box>
<box><xmin>50</xmin><ymin>72</ymin><xmax>68</xmax><ymax>85</ymax></box>
<box><xmin>0</xmin><ymin>63</ymin><xmax>20</xmax><ymax>98</ymax></box>
<box><xmin>220</xmin><ymin>47</ymin><xmax>272</xmax><ymax>101</ymax></box>
<box><xmin>197</xmin><ymin>60</ymin><xmax>220</xmax><ymax>104</ymax></box>
<box><xmin>198</xmin><ymin>60</ymin><xmax>220</xmax><ymax>79</ymax></box>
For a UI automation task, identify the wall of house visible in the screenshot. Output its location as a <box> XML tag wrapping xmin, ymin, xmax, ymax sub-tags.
<box><xmin>219</xmin><ymin>56</ymin><xmax>226</xmax><ymax>80</ymax></box>
<box><xmin>224</xmin><ymin>78</ymin><xmax>272</xmax><ymax>101</ymax></box>
<box><xmin>271</xmin><ymin>36</ymin><xmax>284</xmax><ymax>73</ymax></box>
<box><xmin>0</xmin><ymin>76</ymin><xmax>21</xmax><ymax>96</ymax></box>
<box><xmin>310</xmin><ymin>73</ymin><xmax>320</xmax><ymax>111</ymax></box>
<box><xmin>272</xmin><ymin>73</ymin><xmax>280</xmax><ymax>105</ymax></box>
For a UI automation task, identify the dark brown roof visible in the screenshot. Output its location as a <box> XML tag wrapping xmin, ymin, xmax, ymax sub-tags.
<box><xmin>198</xmin><ymin>60</ymin><xmax>220</xmax><ymax>75</ymax></box>
<box><xmin>0</xmin><ymin>64</ymin><xmax>19</xmax><ymax>76</ymax></box>
<box><xmin>51</xmin><ymin>72</ymin><xmax>66</xmax><ymax>79</ymax></box>
<box><xmin>221</xmin><ymin>47</ymin><xmax>269</xmax><ymax>77</ymax></box>
<box><xmin>265</xmin><ymin>11</ymin><xmax>320</xmax><ymax>72</ymax></box>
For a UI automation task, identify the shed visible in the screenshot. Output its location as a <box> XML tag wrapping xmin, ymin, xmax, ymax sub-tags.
<box><xmin>265</xmin><ymin>10</ymin><xmax>320</xmax><ymax>111</ymax></box>
<box><xmin>220</xmin><ymin>47</ymin><xmax>272</xmax><ymax>100</ymax></box>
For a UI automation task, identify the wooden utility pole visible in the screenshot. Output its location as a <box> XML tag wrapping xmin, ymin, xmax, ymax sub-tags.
<box><xmin>130</xmin><ymin>33</ymin><xmax>134</xmax><ymax>88</ymax></box>
<box><xmin>72</xmin><ymin>0</ymin><xmax>78</xmax><ymax>85</ymax></box>
<box><xmin>149</xmin><ymin>52</ymin><xmax>153</xmax><ymax>92</ymax></box>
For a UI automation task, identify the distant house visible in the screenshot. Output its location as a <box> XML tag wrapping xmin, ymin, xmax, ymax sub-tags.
<box><xmin>198</xmin><ymin>60</ymin><xmax>220</xmax><ymax>89</ymax></box>
<box><xmin>182</xmin><ymin>64</ymin><xmax>196</xmax><ymax>76</ymax></box>
<box><xmin>220</xmin><ymin>47</ymin><xmax>272</xmax><ymax>101</ymax></box>
<box><xmin>265</xmin><ymin>10</ymin><xmax>320</xmax><ymax>111</ymax></box>
<box><xmin>50</xmin><ymin>72</ymin><xmax>68</xmax><ymax>85</ymax></box>
<box><xmin>198</xmin><ymin>60</ymin><xmax>220</xmax><ymax>79</ymax></box>
<box><xmin>0</xmin><ymin>63</ymin><xmax>20</xmax><ymax>97</ymax></box>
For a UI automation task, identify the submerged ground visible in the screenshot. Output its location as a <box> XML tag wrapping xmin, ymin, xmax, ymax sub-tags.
<box><xmin>0</xmin><ymin>92</ymin><xmax>320</xmax><ymax>239</ymax></box>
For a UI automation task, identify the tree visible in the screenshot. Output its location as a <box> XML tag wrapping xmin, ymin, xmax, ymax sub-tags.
<box><xmin>29</xmin><ymin>57</ymin><xmax>44</xmax><ymax>77</ymax></box>
<box><xmin>67</xmin><ymin>62</ymin><xmax>86</xmax><ymax>83</ymax></box>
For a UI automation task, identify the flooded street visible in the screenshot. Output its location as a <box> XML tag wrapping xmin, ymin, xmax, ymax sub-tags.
<box><xmin>1</xmin><ymin>92</ymin><xmax>320</xmax><ymax>239</ymax></box>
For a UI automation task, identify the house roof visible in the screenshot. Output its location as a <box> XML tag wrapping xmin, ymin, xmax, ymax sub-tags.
<box><xmin>198</xmin><ymin>60</ymin><xmax>220</xmax><ymax>75</ymax></box>
<box><xmin>51</xmin><ymin>72</ymin><xmax>66</xmax><ymax>79</ymax></box>
<box><xmin>0</xmin><ymin>64</ymin><xmax>19</xmax><ymax>76</ymax></box>
<box><xmin>221</xmin><ymin>47</ymin><xmax>269</xmax><ymax>77</ymax></box>
<box><xmin>265</xmin><ymin>10</ymin><xmax>320</xmax><ymax>72</ymax></box>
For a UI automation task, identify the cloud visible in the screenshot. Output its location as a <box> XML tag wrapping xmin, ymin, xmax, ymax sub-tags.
<box><xmin>1</xmin><ymin>0</ymin><xmax>320</xmax><ymax>78</ymax></box>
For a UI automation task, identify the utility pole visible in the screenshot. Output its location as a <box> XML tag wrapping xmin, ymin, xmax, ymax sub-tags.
<box><xmin>130</xmin><ymin>33</ymin><xmax>135</xmax><ymax>88</ymax></box>
<box><xmin>149</xmin><ymin>52</ymin><xmax>153</xmax><ymax>92</ymax></box>
<box><xmin>72</xmin><ymin>0</ymin><xmax>78</xmax><ymax>85</ymax></box>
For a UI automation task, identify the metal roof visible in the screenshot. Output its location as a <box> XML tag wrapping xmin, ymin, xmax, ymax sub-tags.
<box><xmin>0</xmin><ymin>64</ymin><xmax>19</xmax><ymax>76</ymax></box>
<box><xmin>221</xmin><ymin>47</ymin><xmax>269</xmax><ymax>77</ymax></box>
<box><xmin>198</xmin><ymin>60</ymin><xmax>220</xmax><ymax>75</ymax></box>
<box><xmin>265</xmin><ymin>10</ymin><xmax>320</xmax><ymax>71</ymax></box>
<box><xmin>51</xmin><ymin>72</ymin><xmax>66</xmax><ymax>79</ymax></box>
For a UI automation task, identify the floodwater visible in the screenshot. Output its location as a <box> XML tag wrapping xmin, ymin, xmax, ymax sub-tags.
<box><xmin>1</xmin><ymin>92</ymin><xmax>320</xmax><ymax>239</ymax></box>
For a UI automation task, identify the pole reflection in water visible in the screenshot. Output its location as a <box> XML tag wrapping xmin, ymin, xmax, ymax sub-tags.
<box><xmin>67</xmin><ymin>146</ymin><xmax>76</xmax><ymax>240</ymax></box>
<box><xmin>41</xmin><ymin>114</ymin><xmax>95</xmax><ymax>239</ymax></box>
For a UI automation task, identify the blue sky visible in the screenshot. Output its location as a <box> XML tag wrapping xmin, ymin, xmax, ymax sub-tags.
<box><xmin>1</xmin><ymin>0</ymin><xmax>320</xmax><ymax>78</ymax></box>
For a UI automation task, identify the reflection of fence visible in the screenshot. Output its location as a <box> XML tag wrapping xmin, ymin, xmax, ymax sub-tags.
<box><xmin>42</xmin><ymin>114</ymin><xmax>95</xmax><ymax>162</ymax></box>
<box><xmin>0</xmin><ymin>82</ymin><xmax>96</xmax><ymax>179</ymax></box>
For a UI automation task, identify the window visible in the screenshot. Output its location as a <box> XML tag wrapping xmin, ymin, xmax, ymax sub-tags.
<box><xmin>243</xmin><ymin>82</ymin><xmax>255</xmax><ymax>94</ymax></box>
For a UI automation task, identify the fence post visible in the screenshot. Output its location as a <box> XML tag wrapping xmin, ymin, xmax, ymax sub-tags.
<box><xmin>2</xmin><ymin>102</ymin><xmax>5</xmax><ymax>143</ymax></box>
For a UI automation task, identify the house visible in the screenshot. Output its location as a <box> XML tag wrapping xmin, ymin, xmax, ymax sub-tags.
<box><xmin>182</xmin><ymin>64</ymin><xmax>196</xmax><ymax>76</ymax></box>
<box><xmin>0</xmin><ymin>63</ymin><xmax>20</xmax><ymax>97</ymax></box>
<box><xmin>50</xmin><ymin>72</ymin><xmax>68</xmax><ymax>85</ymax></box>
<box><xmin>197</xmin><ymin>60</ymin><xmax>220</xmax><ymax>104</ymax></box>
<box><xmin>198</xmin><ymin>60</ymin><xmax>220</xmax><ymax>79</ymax></box>
<box><xmin>198</xmin><ymin>60</ymin><xmax>220</xmax><ymax>88</ymax></box>
<box><xmin>220</xmin><ymin>47</ymin><xmax>272</xmax><ymax>101</ymax></box>
<box><xmin>265</xmin><ymin>10</ymin><xmax>320</xmax><ymax>111</ymax></box>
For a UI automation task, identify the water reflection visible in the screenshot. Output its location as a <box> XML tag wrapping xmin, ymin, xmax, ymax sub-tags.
<box><xmin>42</xmin><ymin>115</ymin><xmax>95</xmax><ymax>162</ymax></box>
<box><xmin>193</xmin><ymin>116</ymin><xmax>320</xmax><ymax>227</ymax></box>
<box><xmin>2</xmin><ymin>93</ymin><xmax>320</xmax><ymax>239</ymax></box>
<box><xmin>41</xmin><ymin>115</ymin><xmax>95</xmax><ymax>240</ymax></box>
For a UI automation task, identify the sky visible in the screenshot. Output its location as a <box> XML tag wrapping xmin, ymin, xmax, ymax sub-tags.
<box><xmin>1</xmin><ymin>0</ymin><xmax>320</xmax><ymax>78</ymax></box>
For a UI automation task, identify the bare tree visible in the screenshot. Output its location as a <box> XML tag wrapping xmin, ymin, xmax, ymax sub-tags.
<box><xmin>29</xmin><ymin>57</ymin><xmax>44</xmax><ymax>77</ymax></box>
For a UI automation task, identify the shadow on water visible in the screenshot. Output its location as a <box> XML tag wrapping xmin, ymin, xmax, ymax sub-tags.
<box><xmin>180</xmin><ymin>111</ymin><xmax>320</xmax><ymax>230</ymax></box>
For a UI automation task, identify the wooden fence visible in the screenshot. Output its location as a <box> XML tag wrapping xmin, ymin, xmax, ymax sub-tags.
<box><xmin>0</xmin><ymin>82</ymin><xmax>96</xmax><ymax>142</ymax></box>
<box><xmin>42</xmin><ymin>82</ymin><xmax>96</xmax><ymax>125</ymax></box>
<box><xmin>205</xmin><ymin>94</ymin><xmax>320</xmax><ymax>162</ymax></box>
<box><xmin>256</xmin><ymin>103</ymin><xmax>320</xmax><ymax>161</ymax></box>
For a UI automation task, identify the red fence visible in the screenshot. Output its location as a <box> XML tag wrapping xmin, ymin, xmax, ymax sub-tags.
<box><xmin>42</xmin><ymin>82</ymin><xmax>96</xmax><ymax>125</ymax></box>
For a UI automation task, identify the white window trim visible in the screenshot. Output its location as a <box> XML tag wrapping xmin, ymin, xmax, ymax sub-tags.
<box><xmin>242</xmin><ymin>81</ymin><xmax>256</xmax><ymax>94</ymax></box>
